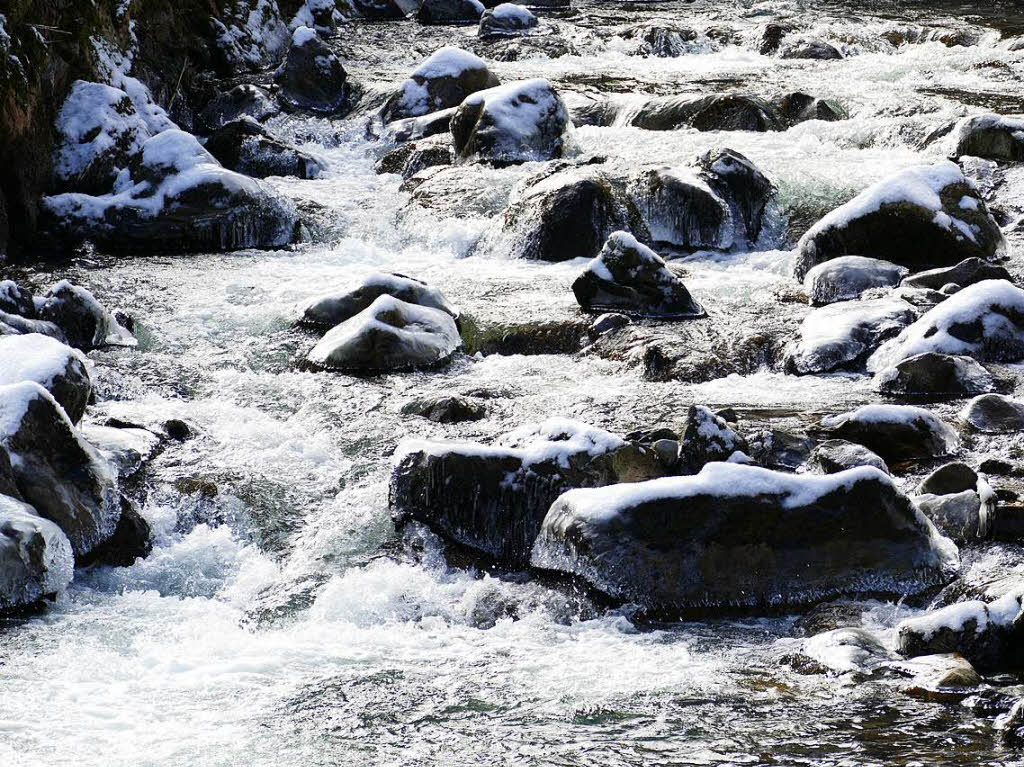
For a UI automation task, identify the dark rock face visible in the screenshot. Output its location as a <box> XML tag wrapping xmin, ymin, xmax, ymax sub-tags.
<box><xmin>490</xmin><ymin>166</ymin><xmax>643</xmax><ymax>261</ymax></box>
<box><xmin>531</xmin><ymin>463</ymin><xmax>959</xmax><ymax>613</ymax></box>
<box><xmin>376</xmin><ymin>139</ymin><xmax>452</xmax><ymax>179</ymax></box>
<box><xmin>820</xmin><ymin>404</ymin><xmax>958</xmax><ymax>462</ymax></box>
<box><xmin>917</xmin><ymin>462</ymin><xmax>978</xmax><ymax>496</ymax></box>
<box><xmin>697</xmin><ymin>149</ymin><xmax>777</xmax><ymax>248</ymax></box>
<box><xmin>0</xmin><ymin>494</ymin><xmax>74</xmax><ymax>613</ymax></box>
<box><xmin>0</xmin><ymin>382</ymin><xmax>121</xmax><ymax>558</ymax></box>
<box><xmin>901</xmin><ymin>258</ymin><xmax>1013</xmax><ymax>291</ymax></box>
<box><xmin>204</xmin><ymin>118</ymin><xmax>323</xmax><ymax>179</ymax></box>
<box><xmin>78</xmin><ymin>498</ymin><xmax>152</xmax><ymax>568</ymax></box>
<box><xmin>897</xmin><ymin>594</ymin><xmax>1024</xmax><ymax>674</ymax></box>
<box><xmin>629</xmin><ymin>93</ymin><xmax>782</xmax><ymax>132</ymax></box>
<box><xmin>874</xmin><ymin>352</ymin><xmax>995</xmax><ymax>396</ymax></box>
<box><xmin>621</xmin><ymin>23</ymin><xmax>699</xmax><ymax>57</ymax></box>
<box><xmin>274</xmin><ymin>29</ymin><xmax>349</xmax><ymax>115</ymax></box>
<box><xmin>390</xmin><ymin>420</ymin><xmax>665</xmax><ymax>567</ymax></box>
<box><xmin>630</xmin><ymin>166</ymin><xmax>730</xmax><ymax>251</ymax></box>
<box><xmin>401</xmin><ymin>395</ymin><xmax>486</xmax><ymax>423</ymax></box>
<box><xmin>198</xmin><ymin>85</ymin><xmax>279</xmax><ymax>133</ymax></box>
<box><xmin>1004</xmin><ymin>700</ymin><xmax>1024</xmax><ymax>748</ymax></box>
<box><xmin>0</xmin><ymin>334</ymin><xmax>92</xmax><ymax>424</ymax></box>
<box><xmin>384</xmin><ymin>108</ymin><xmax>458</xmax><ymax>143</ymax></box>
<box><xmin>572</xmin><ymin>232</ymin><xmax>705</xmax><ymax>319</ymax></box>
<box><xmin>305</xmin><ymin>295</ymin><xmax>462</xmax><ymax>372</ymax></box>
<box><xmin>914</xmin><ymin>490</ymin><xmax>990</xmax><ymax>542</ymax></box>
<box><xmin>955</xmin><ymin>114</ymin><xmax>1024</xmax><ymax>162</ymax></box>
<box><xmin>478</xmin><ymin>3</ymin><xmax>538</xmax><ymax>37</ymax></box>
<box><xmin>417</xmin><ymin>0</ymin><xmax>484</xmax><ymax>24</ymax></box>
<box><xmin>778</xmin><ymin>92</ymin><xmax>846</xmax><ymax>125</ymax></box>
<box><xmin>759</xmin><ymin>22</ymin><xmax>796</xmax><ymax>55</ymax></box>
<box><xmin>794</xmin><ymin>163</ymin><xmax>1006</xmax><ymax>280</ymax></box>
<box><xmin>803</xmin><ymin>256</ymin><xmax>907</xmax><ymax>306</ymax></box>
<box><xmin>780</xmin><ymin>40</ymin><xmax>842</xmax><ymax>59</ymax></box>
<box><xmin>381</xmin><ymin>48</ymin><xmax>498</xmax><ymax>124</ymax></box>
<box><xmin>0</xmin><ymin>281</ymin><xmax>36</xmax><ymax>319</ymax></box>
<box><xmin>678</xmin><ymin>405</ymin><xmax>747</xmax><ymax>474</ymax></box>
<box><xmin>808</xmin><ymin>440</ymin><xmax>889</xmax><ymax>475</ymax></box>
<box><xmin>451</xmin><ymin>79</ymin><xmax>571</xmax><ymax>165</ymax></box>
<box><xmin>37</xmin><ymin>281</ymin><xmax>134</xmax><ymax>352</ymax></box>
<box><xmin>960</xmin><ymin>394</ymin><xmax>1024</xmax><ymax>433</ymax></box>
<box><xmin>301</xmin><ymin>272</ymin><xmax>458</xmax><ymax>328</ymax></box>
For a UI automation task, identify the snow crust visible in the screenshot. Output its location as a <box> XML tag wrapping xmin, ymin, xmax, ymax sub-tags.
<box><xmin>0</xmin><ymin>334</ymin><xmax>86</xmax><ymax>390</ymax></box>
<box><xmin>898</xmin><ymin>591</ymin><xmax>1022</xmax><ymax>641</ymax></box>
<box><xmin>459</xmin><ymin>79</ymin><xmax>568</xmax><ymax>161</ymax></box>
<box><xmin>0</xmin><ymin>381</ymin><xmax>55</xmax><ymax>438</ymax></box>
<box><xmin>491</xmin><ymin>3</ymin><xmax>535</xmax><ymax>22</ymax></box>
<box><xmin>292</xmin><ymin>25</ymin><xmax>318</xmax><ymax>46</ymax></box>
<box><xmin>413</xmin><ymin>46</ymin><xmax>488</xmax><ymax>79</ymax></box>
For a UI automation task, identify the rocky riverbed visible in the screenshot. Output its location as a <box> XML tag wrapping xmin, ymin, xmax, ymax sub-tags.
<box><xmin>2</xmin><ymin>0</ymin><xmax>1024</xmax><ymax>764</ymax></box>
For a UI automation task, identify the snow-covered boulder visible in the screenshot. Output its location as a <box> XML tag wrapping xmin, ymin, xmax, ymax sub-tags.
<box><xmin>868</xmin><ymin>280</ymin><xmax>1024</xmax><ymax>369</ymax></box>
<box><xmin>678</xmin><ymin>405</ymin><xmax>747</xmax><ymax>474</ymax></box>
<box><xmin>955</xmin><ymin>114</ymin><xmax>1024</xmax><ymax>162</ymax></box>
<box><xmin>301</xmin><ymin>272</ymin><xmax>459</xmax><ymax>328</ymax></box>
<box><xmin>274</xmin><ymin>26</ymin><xmax>349</xmax><ymax>114</ymax></box>
<box><xmin>0</xmin><ymin>281</ymin><xmax>35</xmax><ymax>319</ymax></box>
<box><xmin>896</xmin><ymin>592</ymin><xmax>1024</xmax><ymax>673</ymax></box>
<box><xmin>960</xmin><ymin>394</ymin><xmax>1024</xmax><ymax>433</ymax></box>
<box><xmin>0</xmin><ymin>382</ymin><xmax>121</xmax><ymax>557</ymax></box>
<box><xmin>212</xmin><ymin>0</ymin><xmax>291</xmax><ymax>73</ymax></box>
<box><xmin>198</xmin><ymin>84</ymin><xmax>279</xmax><ymax>133</ymax></box>
<box><xmin>36</xmin><ymin>281</ymin><xmax>135</xmax><ymax>351</ymax></box>
<box><xmin>54</xmin><ymin>81</ymin><xmax>151</xmax><ymax>195</ymax></box>
<box><xmin>204</xmin><ymin>117</ymin><xmax>323</xmax><ymax>179</ymax></box>
<box><xmin>571</xmin><ymin>232</ymin><xmax>705</xmax><ymax>319</ymax></box>
<box><xmin>628</xmin><ymin>93</ymin><xmax>782</xmax><ymax>132</ymax></box>
<box><xmin>901</xmin><ymin>257</ymin><xmax>1012</xmax><ymax>291</ymax></box>
<box><xmin>418</xmin><ymin>0</ymin><xmax>485</xmax><ymax>24</ymax></box>
<box><xmin>381</xmin><ymin>47</ymin><xmax>498</xmax><ymax>124</ymax></box>
<box><xmin>629</xmin><ymin>166</ymin><xmax>731</xmax><ymax>251</ymax></box>
<box><xmin>804</xmin><ymin>256</ymin><xmax>908</xmax><ymax>306</ymax></box>
<box><xmin>43</xmin><ymin>130</ymin><xmax>299</xmax><ymax>253</ymax></box>
<box><xmin>874</xmin><ymin>352</ymin><xmax>995</xmax><ymax>395</ymax></box>
<box><xmin>390</xmin><ymin>419</ymin><xmax>666</xmax><ymax>566</ymax></box>
<box><xmin>807</xmin><ymin>439</ymin><xmax>889</xmax><ymax>475</ymax></box>
<box><xmin>305</xmin><ymin>295</ymin><xmax>461</xmax><ymax>372</ymax></box>
<box><xmin>794</xmin><ymin>162</ymin><xmax>1006</xmax><ymax>279</ymax></box>
<box><xmin>820</xmin><ymin>404</ymin><xmax>958</xmax><ymax>462</ymax></box>
<box><xmin>0</xmin><ymin>495</ymin><xmax>74</xmax><ymax>613</ymax></box>
<box><xmin>478</xmin><ymin>3</ymin><xmax>537</xmax><ymax>37</ymax></box>
<box><xmin>784</xmin><ymin>299</ymin><xmax>916</xmax><ymax>375</ymax></box>
<box><xmin>0</xmin><ymin>335</ymin><xmax>92</xmax><ymax>424</ymax></box>
<box><xmin>530</xmin><ymin>463</ymin><xmax>960</xmax><ymax>612</ymax></box>
<box><xmin>450</xmin><ymin>79</ymin><xmax>572</xmax><ymax>164</ymax></box>
<box><xmin>482</xmin><ymin>165</ymin><xmax>641</xmax><ymax>261</ymax></box>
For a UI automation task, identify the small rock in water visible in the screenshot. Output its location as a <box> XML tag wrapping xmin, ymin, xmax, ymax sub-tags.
<box><xmin>588</xmin><ymin>312</ymin><xmax>631</xmax><ymax>338</ymax></box>
<box><xmin>914</xmin><ymin>489</ymin><xmax>993</xmax><ymax>542</ymax></box>
<box><xmin>0</xmin><ymin>494</ymin><xmax>74</xmax><ymax>614</ymax></box>
<box><xmin>955</xmin><ymin>114</ymin><xmax>1024</xmax><ymax>162</ymax></box>
<box><xmin>960</xmin><ymin>394</ymin><xmax>1024</xmax><ymax>433</ymax></box>
<box><xmin>807</xmin><ymin>439</ymin><xmax>889</xmax><ymax>475</ymax></box>
<box><xmin>198</xmin><ymin>84</ymin><xmax>279</xmax><ymax>133</ymax></box>
<box><xmin>901</xmin><ymin>257</ymin><xmax>1012</xmax><ymax>291</ymax></box>
<box><xmin>417</xmin><ymin>0</ymin><xmax>485</xmax><ymax>24</ymax></box>
<box><xmin>874</xmin><ymin>352</ymin><xmax>995</xmax><ymax>396</ymax></box>
<box><xmin>478</xmin><ymin>3</ymin><xmax>538</xmax><ymax>37</ymax></box>
<box><xmin>778</xmin><ymin>92</ymin><xmax>846</xmax><ymax>125</ymax></box>
<box><xmin>793</xmin><ymin>601</ymin><xmax>869</xmax><ymax>637</ymax></box>
<box><xmin>780</xmin><ymin>39</ymin><xmax>842</xmax><ymax>59</ymax></box>
<box><xmin>302</xmin><ymin>272</ymin><xmax>459</xmax><ymax>329</ymax></box>
<box><xmin>803</xmin><ymin>256</ymin><xmax>908</xmax><ymax>306</ymax></box>
<box><xmin>376</xmin><ymin>138</ymin><xmax>452</xmax><ymax>179</ymax></box>
<box><xmin>801</xmin><ymin>627</ymin><xmax>889</xmax><ymax>676</ymax></box>
<box><xmin>917</xmin><ymin>462</ymin><xmax>978</xmax><ymax>496</ymax></box>
<box><xmin>898</xmin><ymin>654</ymin><xmax>982</xmax><ymax>702</ymax></box>
<box><xmin>678</xmin><ymin>405</ymin><xmax>747</xmax><ymax>474</ymax></box>
<box><xmin>572</xmin><ymin>231</ymin><xmax>705</xmax><ymax>319</ymax></box>
<box><xmin>628</xmin><ymin>93</ymin><xmax>782</xmax><ymax>133</ymax></box>
<box><xmin>401</xmin><ymin>395</ymin><xmax>486</xmax><ymax>423</ymax></box>
<box><xmin>204</xmin><ymin>117</ymin><xmax>324</xmax><ymax>179</ymax></box>
<box><xmin>820</xmin><ymin>404</ymin><xmax>959</xmax><ymax>462</ymax></box>
<box><xmin>37</xmin><ymin>281</ymin><xmax>135</xmax><ymax>352</ymax></box>
<box><xmin>1001</xmin><ymin>699</ymin><xmax>1024</xmax><ymax>748</ymax></box>
<box><xmin>274</xmin><ymin>27</ymin><xmax>349</xmax><ymax>115</ymax></box>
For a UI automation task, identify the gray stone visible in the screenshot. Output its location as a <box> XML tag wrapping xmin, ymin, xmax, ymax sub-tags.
<box><xmin>901</xmin><ymin>258</ymin><xmax>1012</xmax><ymax>291</ymax></box>
<box><xmin>302</xmin><ymin>272</ymin><xmax>458</xmax><ymax>329</ymax></box>
<box><xmin>874</xmin><ymin>352</ymin><xmax>995</xmax><ymax>395</ymax></box>
<box><xmin>804</xmin><ymin>256</ymin><xmax>908</xmax><ymax>306</ymax></box>
<box><xmin>820</xmin><ymin>404</ymin><xmax>958</xmax><ymax>462</ymax></box>
<box><xmin>0</xmin><ymin>495</ymin><xmax>74</xmax><ymax>613</ymax></box>
<box><xmin>960</xmin><ymin>394</ymin><xmax>1024</xmax><ymax>433</ymax></box>
<box><xmin>808</xmin><ymin>439</ymin><xmax>889</xmax><ymax>475</ymax></box>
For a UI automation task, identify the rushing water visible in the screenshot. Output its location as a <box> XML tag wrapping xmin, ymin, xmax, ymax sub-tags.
<box><xmin>3</xmin><ymin>1</ymin><xmax>1024</xmax><ymax>764</ymax></box>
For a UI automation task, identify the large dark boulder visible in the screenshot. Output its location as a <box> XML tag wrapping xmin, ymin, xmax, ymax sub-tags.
<box><xmin>629</xmin><ymin>166</ymin><xmax>731</xmax><ymax>251</ymax></box>
<box><xmin>531</xmin><ymin>463</ymin><xmax>960</xmax><ymax>613</ymax></box>
<box><xmin>628</xmin><ymin>93</ymin><xmax>782</xmax><ymax>132</ymax></box>
<box><xmin>451</xmin><ymin>79</ymin><xmax>571</xmax><ymax>165</ymax></box>
<box><xmin>0</xmin><ymin>494</ymin><xmax>74</xmax><ymax>613</ymax></box>
<box><xmin>273</xmin><ymin>27</ymin><xmax>349</xmax><ymax>115</ymax></box>
<box><xmin>204</xmin><ymin>118</ymin><xmax>323</xmax><ymax>180</ymax></box>
<box><xmin>0</xmin><ymin>334</ymin><xmax>92</xmax><ymax>424</ymax></box>
<box><xmin>572</xmin><ymin>231</ymin><xmax>705</xmax><ymax>318</ymax></box>
<box><xmin>820</xmin><ymin>404</ymin><xmax>959</xmax><ymax>462</ymax></box>
<box><xmin>955</xmin><ymin>114</ymin><xmax>1024</xmax><ymax>162</ymax></box>
<box><xmin>794</xmin><ymin>162</ymin><xmax>1006</xmax><ymax>280</ymax></box>
<box><xmin>874</xmin><ymin>352</ymin><xmax>995</xmax><ymax>395</ymax></box>
<box><xmin>697</xmin><ymin>149</ymin><xmax>777</xmax><ymax>248</ymax></box>
<box><xmin>381</xmin><ymin>47</ymin><xmax>498</xmax><ymax>124</ymax></box>
<box><xmin>0</xmin><ymin>382</ymin><xmax>121</xmax><ymax>557</ymax></box>
<box><xmin>390</xmin><ymin>419</ymin><xmax>665</xmax><ymax>567</ymax></box>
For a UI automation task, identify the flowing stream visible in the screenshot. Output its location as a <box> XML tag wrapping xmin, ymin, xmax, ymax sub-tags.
<box><xmin>3</xmin><ymin>1</ymin><xmax>1024</xmax><ymax>764</ymax></box>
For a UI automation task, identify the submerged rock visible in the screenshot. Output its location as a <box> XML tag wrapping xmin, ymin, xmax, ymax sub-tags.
<box><xmin>784</xmin><ymin>299</ymin><xmax>916</xmax><ymax>375</ymax></box>
<box><xmin>376</xmin><ymin>137</ymin><xmax>452</xmax><ymax>179</ymax></box>
<box><xmin>478</xmin><ymin>3</ymin><xmax>538</xmax><ymax>37</ymax></box>
<box><xmin>896</xmin><ymin>592</ymin><xmax>1024</xmax><ymax>673</ymax></box>
<box><xmin>803</xmin><ymin>256</ymin><xmax>908</xmax><ymax>306</ymax></box>
<box><xmin>955</xmin><ymin>114</ymin><xmax>1024</xmax><ymax>162</ymax></box>
<box><xmin>390</xmin><ymin>419</ymin><xmax>665</xmax><ymax>566</ymax></box>
<box><xmin>203</xmin><ymin>118</ymin><xmax>323</xmax><ymax>180</ymax></box>
<box><xmin>807</xmin><ymin>439</ymin><xmax>889</xmax><ymax>475</ymax></box>
<box><xmin>0</xmin><ymin>382</ymin><xmax>121</xmax><ymax>557</ymax></box>
<box><xmin>914</xmin><ymin>490</ymin><xmax>993</xmax><ymax>542</ymax></box>
<box><xmin>530</xmin><ymin>463</ymin><xmax>959</xmax><ymax>612</ymax></box>
<box><xmin>0</xmin><ymin>334</ymin><xmax>92</xmax><ymax>424</ymax></box>
<box><xmin>820</xmin><ymin>404</ymin><xmax>958</xmax><ymax>462</ymax></box>
<box><xmin>274</xmin><ymin>27</ymin><xmax>349</xmax><ymax>114</ymax></box>
<box><xmin>869</xmin><ymin>280</ymin><xmax>1024</xmax><ymax>369</ymax></box>
<box><xmin>794</xmin><ymin>162</ymin><xmax>1006</xmax><ymax>280</ymax></box>
<box><xmin>874</xmin><ymin>352</ymin><xmax>995</xmax><ymax>396</ymax></box>
<box><xmin>800</xmin><ymin>627</ymin><xmax>889</xmax><ymax>676</ymax></box>
<box><xmin>381</xmin><ymin>47</ymin><xmax>498</xmax><ymax>124</ymax></box>
<box><xmin>571</xmin><ymin>232</ymin><xmax>705</xmax><ymax>318</ymax></box>
<box><xmin>629</xmin><ymin>93</ymin><xmax>782</xmax><ymax>133</ymax></box>
<box><xmin>451</xmin><ymin>79</ymin><xmax>571</xmax><ymax>164</ymax></box>
<box><xmin>901</xmin><ymin>258</ymin><xmax>1012</xmax><ymax>291</ymax></box>
<box><xmin>0</xmin><ymin>494</ymin><xmax>74</xmax><ymax>613</ymax></box>
<box><xmin>960</xmin><ymin>394</ymin><xmax>1024</xmax><ymax>433</ymax></box>
<box><xmin>301</xmin><ymin>272</ymin><xmax>459</xmax><ymax>329</ymax></box>
<box><xmin>305</xmin><ymin>295</ymin><xmax>461</xmax><ymax>372</ymax></box>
